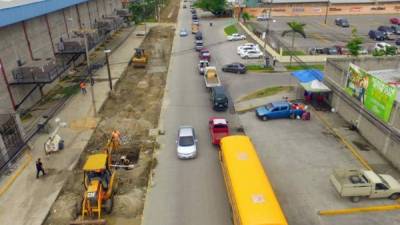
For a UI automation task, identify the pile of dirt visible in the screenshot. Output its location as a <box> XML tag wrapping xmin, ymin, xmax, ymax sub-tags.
<box><xmin>44</xmin><ymin>25</ymin><xmax>175</xmax><ymax>225</ymax></box>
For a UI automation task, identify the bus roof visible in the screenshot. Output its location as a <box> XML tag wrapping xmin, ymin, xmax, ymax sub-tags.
<box><xmin>220</xmin><ymin>135</ymin><xmax>288</xmax><ymax>225</ymax></box>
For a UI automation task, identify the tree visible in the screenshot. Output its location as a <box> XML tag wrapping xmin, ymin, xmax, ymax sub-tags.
<box><xmin>281</xmin><ymin>21</ymin><xmax>306</xmax><ymax>65</ymax></box>
<box><xmin>241</xmin><ymin>12</ymin><xmax>251</xmax><ymax>23</ymax></box>
<box><xmin>346</xmin><ymin>28</ymin><xmax>363</xmax><ymax>57</ymax></box>
<box><xmin>194</xmin><ymin>0</ymin><xmax>226</xmax><ymax>16</ymax></box>
<box><xmin>129</xmin><ymin>0</ymin><xmax>158</xmax><ymax>23</ymax></box>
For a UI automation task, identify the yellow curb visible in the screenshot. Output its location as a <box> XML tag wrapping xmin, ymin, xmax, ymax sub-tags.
<box><xmin>318</xmin><ymin>204</ymin><xmax>400</xmax><ymax>216</ymax></box>
<box><xmin>0</xmin><ymin>151</ymin><xmax>33</xmax><ymax>197</ymax></box>
<box><xmin>312</xmin><ymin>109</ymin><xmax>372</xmax><ymax>171</ymax></box>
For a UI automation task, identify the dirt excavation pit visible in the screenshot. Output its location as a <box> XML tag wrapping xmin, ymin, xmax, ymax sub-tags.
<box><xmin>44</xmin><ymin>25</ymin><xmax>175</xmax><ymax>225</ymax></box>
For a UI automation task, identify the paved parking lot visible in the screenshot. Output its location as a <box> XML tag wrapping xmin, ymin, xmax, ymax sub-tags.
<box><xmin>237</xmin><ymin>109</ymin><xmax>400</xmax><ymax>225</ymax></box>
<box><xmin>251</xmin><ymin>14</ymin><xmax>400</xmax><ymax>53</ymax></box>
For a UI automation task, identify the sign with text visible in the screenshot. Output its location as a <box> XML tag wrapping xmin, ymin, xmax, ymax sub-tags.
<box><xmin>346</xmin><ymin>63</ymin><xmax>397</xmax><ymax>122</ymax></box>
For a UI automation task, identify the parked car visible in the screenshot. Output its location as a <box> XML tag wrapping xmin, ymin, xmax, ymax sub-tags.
<box><xmin>227</xmin><ymin>33</ymin><xmax>246</xmax><ymax>41</ymax></box>
<box><xmin>179</xmin><ymin>28</ymin><xmax>188</xmax><ymax>37</ymax></box>
<box><xmin>308</xmin><ymin>47</ymin><xmax>324</xmax><ymax>55</ymax></box>
<box><xmin>198</xmin><ymin>60</ymin><xmax>209</xmax><ymax>75</ymax></box>
<box><xmin>240</xmin><ymin>49</ymin><xmax>263</xmax><ymax>59</ymax></box>
<box><xmin>195</xmin><ymin>31</ymin><xmax>203</xmax><ymax>40</ymax></box>
<box><xmin>191</xmin><ymin>9</ymin><xmax>196</xmax><ymax>14</ymax></box>
<box><xmin>374</xmin><ymin>42</ymin><xmax>391</xmax><ymax>51</ymax></box>
<box><xmin>222</xmin><ymin>63</ymin><xmax>246</xmax><ymax>74</ymax></box>
<box><xmin>323</xmin><ymin>47</ymin><xmax>338</xmax><ymax>55</ymax></box>
<box><xmin>378</xmin><ymin>26</ymin><xmax>394</xmax><ymax>35</ymax></box>
<box><xmin>390</xmin><ymin>17</ymin><xmax>400</xmax><ymax>25</ymax></box>
<box><xmin>335</xmin><ymin>18</ymin><xmax>349</xmax><ymax>27</ymax></box>
<box><xmin>358</xmin><ymin>47</ymin><xmax>368</xmax><ymax>55</ymax></box>
<box><xmin>395</xmin><ymin>39</ymin><xmax>400</xmax><ymax>46</ymax></box>
<box><xmin>204</xmin><ymin>66</ymin><xmax>221</xmax><ymax>88</ymax></box>
<box><xmin>330</xmin><ymin>168</ymin><xmax>400</xmax><ymax>202</ymax></box>
<box><xmin>208</xmin><ymin>117</ymin><xmax>229</xmax><ymax>145</ymax></box>
<box><xmin>176</xmin><ymin>126</ymin><xmax>198</xmax><ymax>159</ymax></box>
<box><xmin>390</xmin><ymin>25</ymin><xmax>400</xmax><ymax>35</ymax></box>
<box><xmin>237</xmin><ymin>43</ymin><xmax>259</xmax><ymax>54</ymax></box>
<box><xmin>369</xmin><ymin>30</ymin><xmax>385</xmax><ymax>41</ymax></box>
<box><xmin>255</xmin><ymin>101</ymin><xmax>307</xmax><ymax>121</ymax></box>
<box><xmin>192</xmin><ymin>19</ymin><xmax>199</xmax><ymax>25</ymax></box>
<box><xmin>199</xmin><ymin>48</ymin><xmax>211</xmax><ymax>61</ymax></box>
<box><xmin>195</xmin><ymin>40</ymin><xmax>204</xmax><ymax>51</ymax></box>
<box><xmin>256</xmin><ymin>15</ymin><xmax>269</xmax><ymax>21</ymax></box>
<box><xmin>334</xmin><ymin>45</ymin><xmax>349</xmax><ymax>55</ymax></box>
<box><xmin>210</xmin><ymin>86</ymin><xmax>228</xmax><ymax>111</ymax></box>
<box><xmin>192</xmin><ymin>14</ymin><xmax>198</xmax><ymax>20</ymax></box>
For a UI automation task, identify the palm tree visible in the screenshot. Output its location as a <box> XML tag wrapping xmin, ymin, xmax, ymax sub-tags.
<box><xmin>242</xmin><ymin>12</ymin><xmax>251</xmax><ymax>23</ymax></box>
<box><xmin>281</xmin><ymin>21</ymin><xmax>306</xmax><ymax>65</ymax></box>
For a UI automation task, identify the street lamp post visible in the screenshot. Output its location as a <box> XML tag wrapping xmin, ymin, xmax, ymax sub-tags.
<box><xmin>104</xmin><ymin>49</ymin><xmax>112</xmax><ymax>90</ymax></box>
<box><xmin>83</xmin><ymin>29</ymin><xmax>97</xmax><ymax>117</ymax></box>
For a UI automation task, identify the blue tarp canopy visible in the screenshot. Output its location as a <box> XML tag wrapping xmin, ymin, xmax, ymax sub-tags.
<box><xmin>291</xmin><ymin>69</ymin><xmax>324</xmax><ymax>83</ymax></box>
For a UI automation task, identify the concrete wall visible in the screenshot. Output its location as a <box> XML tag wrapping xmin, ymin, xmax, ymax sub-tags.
<box><xmin>325</xmin><ymin>57</ymin><xmax>400</xmax><ymax>170</ymax></box>
<box><xmin>0</xmin><ymin>0</ymin><xmax>123</xmax><ymax>111</ymax></box>
<box><xmin>241</xmin><ymin>3</ymin><xmax>400</xmax><ymax>17</ymax></box>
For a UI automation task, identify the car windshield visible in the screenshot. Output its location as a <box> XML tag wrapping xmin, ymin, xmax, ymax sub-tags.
<box><xmin>179</xmin><ymin>136</ymin><xmax>194</xmax><ymax>146</ymax></box>
<box><xmin>265</xmin><ymin>103</ymin><xmax>273</xmax><ymax>110</ymax></box>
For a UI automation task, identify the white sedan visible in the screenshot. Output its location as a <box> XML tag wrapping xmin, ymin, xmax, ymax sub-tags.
<box><xmin>374</xmin><ymin>42</ymin><xmax>391</xmax><ymax>51</ymax></box>
<box><xmin>227</xmin><ymin>33</ymin><xmax>246</xmax><ymax>41</ymax></box>
<box><xmin>237</xmin><ymin>43</ymin><xmax>259</xmax><ymax>54</ymax></box>
<box><xmin>240</xmin><ymin>50</ymin><xmax>263</xmax><ymax>59</ymax></box>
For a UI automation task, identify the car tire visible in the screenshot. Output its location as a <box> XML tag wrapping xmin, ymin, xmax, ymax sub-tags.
<box><xmin>262</xmin><ymin>116</ymin><xmax>268</xmax><ymax>121</ymax></box>
<box><xmin>290</xmin><ymin>114</ymin><xmax>295</xmax><ymax>119</ymax></box>
<box><xmin>389</xmin><ymin>193</ymin><xmax>400</xmax><ymax>200</ymax></box>
<box><xmin>222</xmin><ymin>68</ymin><xmax>226</xmax><ymax>72</ymax></box>
<box><xmin>350</xmin><ymin>196</ymin><xmax>361</xmax><ymax>203</ymax></box>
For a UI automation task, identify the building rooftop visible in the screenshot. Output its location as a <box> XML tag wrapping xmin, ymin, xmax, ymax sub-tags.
<box><xmin>0</xmin><ymin>0</ymin><xmax>89</xmax><ymax>28</ymax></box>
<box><xmin>369</xmin><ymin>69</ymin><xmax>400</xmax><ymax>102</ymax></box>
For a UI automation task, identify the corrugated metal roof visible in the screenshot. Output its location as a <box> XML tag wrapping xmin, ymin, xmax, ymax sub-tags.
<box><xmin>0</xmin><ymin>0</ymin><xmax>89</xmax><ymax>27</ymax></box>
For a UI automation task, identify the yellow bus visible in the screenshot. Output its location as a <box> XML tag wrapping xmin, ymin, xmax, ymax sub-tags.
<box><xmin>220</xmin><ymin>135</ymin><xmax>288</xmax><ymax>225</ymax></box>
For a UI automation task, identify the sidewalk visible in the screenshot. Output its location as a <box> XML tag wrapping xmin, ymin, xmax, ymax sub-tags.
<box><xmin>0</xmin><ymin>26</ymin><xmax>148</xmax><ymax>225</ymax></box>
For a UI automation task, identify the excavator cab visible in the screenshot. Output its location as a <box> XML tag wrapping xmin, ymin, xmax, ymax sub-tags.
<box><xmin>80</xmin><ymin>153</ymin><xmax>116</xmax><ymax>220</ymax></box>
<box><xmin>131</xmin><ymin>48</ymin><xmax>148</xmax><ymax>67</ymax></box>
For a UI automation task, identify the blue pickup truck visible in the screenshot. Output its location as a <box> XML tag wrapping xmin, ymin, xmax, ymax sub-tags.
<box><xmin>256</xmin><ymin>101</ymin><xmax>305</xmax><ymax>121</ymax></box>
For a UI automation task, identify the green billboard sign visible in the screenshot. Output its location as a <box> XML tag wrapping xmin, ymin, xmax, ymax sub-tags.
<box><xmin>346</xmin><ymin>63</ymin><xmax>397</xmax><ymax>122</ymax></box>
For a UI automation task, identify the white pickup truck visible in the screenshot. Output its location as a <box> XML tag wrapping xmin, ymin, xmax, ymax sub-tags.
<box><xmin>330</xmin><ymin>169</ymin><xmax>400</xmax><ymax>202</ymax></box>
<box><xmin>204</xmin><ymin>66</ymin><xmax>221</xmax><ymax>88</ymax></box>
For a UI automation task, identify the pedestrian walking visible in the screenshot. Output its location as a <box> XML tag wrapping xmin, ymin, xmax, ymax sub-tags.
<box><xmin>36</xmin><ymin>158</ymin><xmax>46</xmax><ymax>178</ymax></box>
<box><xmin>80</xmin><ymin>81</ymin><xmax>87</xmax><ymax>94</ymax></box>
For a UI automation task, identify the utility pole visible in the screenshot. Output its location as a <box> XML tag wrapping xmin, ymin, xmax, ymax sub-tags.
<box><xmin>104</xmin><ymin>49</ymin><xmax>112</xmax><ymax>90</ymax></box>
<box><xmin>82</xmin><ymin>29</ymin><xmax>97</xmax><ymax>117</ymax></box>
<box><xmin>263</xmin><ymin>0</ymin><xmax>274</xmax><ymax>62</ymax></box>
<box><xmin>324</xmin><ymin>0</ymin><xmax>330</xmax><ymax>24</ymax></box>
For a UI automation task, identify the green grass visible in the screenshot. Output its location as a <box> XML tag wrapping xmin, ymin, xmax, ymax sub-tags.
<box><xmin>282</xmin><ymin>50</ymin><xmax>305</xmax><ymax>56</ymax></box>
<box><xmin>238</xmin><ymin>86</ymin><xmax>294</xmax><ymax>102</ymax></box>
<box><xmin>285</xmin><ymin>64</ymin><xmax>325</xmax><ymax>71</ymax></box>
<box><xmin>224</xmin><ymin>24</ymin><xmax>238</xmax><ymax>35</ymax></box>
<box><xmin>245</xmin><ymin>64</ymin><xmax>274</xmax><ymax>72</ymax></box>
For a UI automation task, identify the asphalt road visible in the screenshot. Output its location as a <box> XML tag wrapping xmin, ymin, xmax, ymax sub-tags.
<box><xmin>141</xmin><ymin>4</ymin><xmax>233</xmax><ymax>225</ymax></box>
<box><xmin>142</xmin><ymin>4</ymin><xmax>301</xmax><ymax>225</ymax></box>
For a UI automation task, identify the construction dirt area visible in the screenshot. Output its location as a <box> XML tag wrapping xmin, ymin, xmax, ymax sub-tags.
<box><xmin>43</xmin><ymin>24</ymin><xmax>175</xmax><ymax>225</ymax></box>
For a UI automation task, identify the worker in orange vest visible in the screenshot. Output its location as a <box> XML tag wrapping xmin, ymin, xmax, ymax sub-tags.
<box><xmin>80</xmin><ymin>81</ymin><xmax>87</xmax><ymax>94</ymax></box>
<box><xmin>111</xmin><ymin>130</ymin><xmax>121</xmax><ymax>150</ymax></box>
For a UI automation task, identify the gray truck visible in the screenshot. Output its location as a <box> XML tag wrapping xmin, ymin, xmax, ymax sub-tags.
<box><xmin>330</xmin><ymin>169</ymin><xmax>400</xmax><ymax>202</ymax></box>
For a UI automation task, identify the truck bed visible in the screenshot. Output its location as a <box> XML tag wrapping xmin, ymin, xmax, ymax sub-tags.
<box><xmin>204</xmin><ymin>71</ymin><xmax>221</xmax><ymax>87</ymax></box>
<box><xmin>330</xmin><ymin>169</ymin><xmax>372</xmax><ymax>197</ymax></box>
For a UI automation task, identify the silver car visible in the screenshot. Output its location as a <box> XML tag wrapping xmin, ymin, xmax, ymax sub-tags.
<box><xmin>176</xmin><ymin>126</ymin><xmax>198</xmax><ymax>159</ymax></box>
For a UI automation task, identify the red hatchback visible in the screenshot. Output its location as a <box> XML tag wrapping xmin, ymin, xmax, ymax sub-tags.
<box><xmin>199</xmin><ymin>48</ymin><xmax>211</xmax><ymax>61</ymax></box>
<box><xmin>390</xmin><ymin>18</ymin><xmax>400</xmax><ymax>25</ymax></box>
